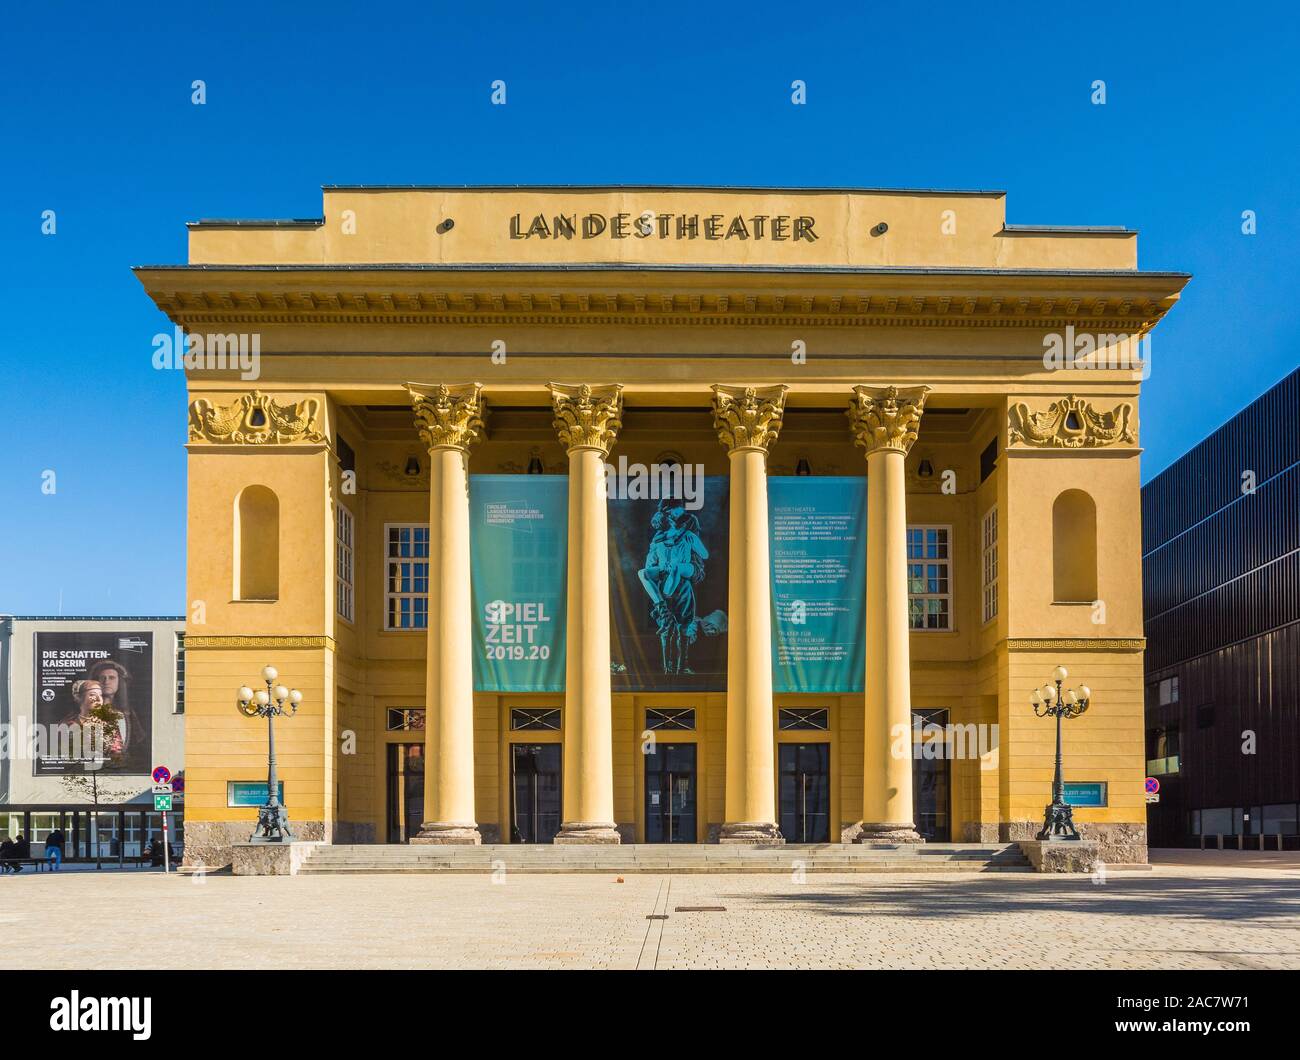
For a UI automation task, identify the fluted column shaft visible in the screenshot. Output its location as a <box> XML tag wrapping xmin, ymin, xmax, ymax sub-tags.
<box><xmin>551</xmin><ymin>382</ymin><xmax>624</xmax><ymax>844</ymax></box>
<box><xmin>850</xmin><ymin>385</ymin><xmax>930</xmax><ymax>843</ymax></box>
<box><xmin>714</xmin><ymin>384</ymin><xmax>788</xmax><ymax>844</ymax></box>
<box><xmin>407</xmin><ymin>382</ymin><xmax>485</xmax><ymax>844</ymax></box>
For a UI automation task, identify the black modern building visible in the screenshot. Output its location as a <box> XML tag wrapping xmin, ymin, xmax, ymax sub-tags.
<box><xmin>1142</xmin><ymin>368</ymin><xmax>1300</xmax><ymax>848</ymax></box>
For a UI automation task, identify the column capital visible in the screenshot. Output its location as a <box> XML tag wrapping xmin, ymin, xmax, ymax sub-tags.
<box><xmin>406</xmin><ymin>382</ymin><xmax>486</xmax><ymax>453</ymax></box>
<box><xmin>848</xmin><ymin>384</ymin><xmax>931</xmax><ymax>456</ymax></box>
<box><xmin>549</xmin><ymin>382</ymin><xmax>624</xmax><ymax>455</ymax></box>
<box><xmin>712</xmin><ymin>384</ymin><xmax>789</xmax><ymax>453</ymax></box>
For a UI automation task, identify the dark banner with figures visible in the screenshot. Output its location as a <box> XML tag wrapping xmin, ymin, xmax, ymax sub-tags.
<box><xmin>33</xmin><ymin>631</ymin><xmax>153</xmax><ymax>775</ymax></box>
<box><xmin>608</xmin><ymin>476</ymin><xmax>730</xmax><ymax>692</ymax></box>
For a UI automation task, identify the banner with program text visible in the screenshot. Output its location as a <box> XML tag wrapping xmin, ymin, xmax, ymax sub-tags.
<box><xmin>769</xmin><ymin>477</ymin><xmax>866</xmax><ymax>693</ymax></box>
<box><xmin>470</xmin><ymin>475</ymin><xmax>568</xmax><ymax>692</ymax></box>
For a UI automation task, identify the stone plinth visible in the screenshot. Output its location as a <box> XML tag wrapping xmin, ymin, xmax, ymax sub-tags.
<box><xmin>231</xmin><ymin>841</ymin><xmax>322</xmax><ymax>876</ymax></box>
<box><xmin>1018</xmin><ymin>839</ymin><xmax>1102</xmax><ymax>873</ymax></box>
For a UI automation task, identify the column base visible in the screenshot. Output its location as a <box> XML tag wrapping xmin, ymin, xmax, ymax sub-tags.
<box><xmin>554</xmin><ymin>823</ymin><xmax>622</xmax><ymax>845</ymax></box>
<box><xmin>855</xmin><ymin>823</ymin><xmax>924</xmax><ymax>844</ymax></box>
<box><xmin>719</xmin><ymin>822</ymin><xmax>785</xmax><ymax>845</ymax></box>
<box><xmin>410</xmin><ymin>823</ymin><xmax>482</xmax><ymax>845</ymax></box>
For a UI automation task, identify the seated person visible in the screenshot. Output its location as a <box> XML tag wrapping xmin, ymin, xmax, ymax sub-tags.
<box><xmin>0</xmin><ymin>836</ymin><xmax>17</xmax><ymax>873</ymax></box>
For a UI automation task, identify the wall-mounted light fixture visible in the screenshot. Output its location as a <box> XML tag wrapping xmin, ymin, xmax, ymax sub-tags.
<box><xmin>404</xmin><ymin>455</ymin><xmax>421</xmax><ymax>476</ymax></box>
<box><xmin>917</xmin><ymin>458</ymin><xmax>934</xmax><ymax>479</ymax></box>
<box><xmin>795</xmin><ymin>458</ymin><xmax>812</xmax><ymax>477</ymax></box>
<box><xmin>527</xmin><ymin>455</ymin><xmax>545</xmax><ymax>475</ymax></box>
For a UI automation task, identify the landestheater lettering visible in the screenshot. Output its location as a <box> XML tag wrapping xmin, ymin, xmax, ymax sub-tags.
<box><xmin>510</xmin><ymin>211</ymin><xmax>819</xmax><ymax>241</ymax></box>
<box><xmin>134</xmin><ymin>184</ymin><xmax>1188</xmax><ymax>868</ymax></box>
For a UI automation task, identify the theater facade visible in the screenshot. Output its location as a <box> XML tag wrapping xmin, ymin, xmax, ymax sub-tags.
<box><xmin>134</xmin><ymin>185</ymin><xmax>1188</xmax><ymax>867</ymax></box>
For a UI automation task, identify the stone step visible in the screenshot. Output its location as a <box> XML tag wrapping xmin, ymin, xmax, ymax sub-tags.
<box><xmin>298</xmin><ymin>842</ymin><xmax>1030</xmax><ymax>874</ymax></box>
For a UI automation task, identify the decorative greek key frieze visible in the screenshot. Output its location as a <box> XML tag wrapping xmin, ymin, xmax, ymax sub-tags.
<box><xmin>549</xmin><ymin>382</ymin><xmax>624</xmax><ymax>455</ymax></box>
<box><xmin>407</xmin><ymin>382</ymin><xmax>486</xmax><ymax>453</ymax></box>
<box><xmin>1007</xmin><ymin>396</ymin><xmax>1136</xmax><ymax>449</ymax></box>
<box><xmin>711</xmin><ymin>384</ymin><xmax>788</xmax><ymax>453</ymax></box>
<box><xmin>188</xmin><ymin>391</ymin><xmax>326</xmax><ymax>445</ymax></box>
<box><xmin>847</xmin><ymin>385</ymin><xmax>931</xmax><ymax>456</ymax></box>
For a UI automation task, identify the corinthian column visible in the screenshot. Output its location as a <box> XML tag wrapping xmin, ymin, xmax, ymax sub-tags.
<box><xmin>848</xmin><ymin>384</ymin><xmax>930</xmax><ymax>843</ymax></box>
<box><xmin>406</xmin><ymin>382</ymin><xmax>485</xmax><ymax>844</ymax></box>
<box><xmin>550</xmin><ymin>382</ymin><xmax>624</xmax><ymax>844</ymax></box>
<box><xmin>713</xmin><ymin>384</ymin><xmax>788</xmax><ymax>844</ymax></box>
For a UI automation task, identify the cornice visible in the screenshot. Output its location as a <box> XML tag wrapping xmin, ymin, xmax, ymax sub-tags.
<box><xmin>137</xmin><ymin>274</ymin><xmax>1183</xmax><ymax>333</ymax></box>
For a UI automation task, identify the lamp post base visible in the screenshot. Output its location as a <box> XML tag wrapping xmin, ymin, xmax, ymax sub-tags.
<box><xmin>249</xmin><ymin>803</ymin><xmax>295</xmax><ymax>844</ymax></box>
<box><xmin>1036</xmin><ymin>801</ymin><xmax>1081</xmax><ymax>841</ymax></box>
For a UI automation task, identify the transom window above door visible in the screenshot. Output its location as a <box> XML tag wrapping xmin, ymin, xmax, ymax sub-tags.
<box><xmin>511</xmin><ymin>708</ymin><xmax>561</xmax><ymax>731</ymax></box>
<box><xmin>645</xmin><ymin>708</ymin><xmax>696</xmax><ymax>731</ymax></box>
<box><xmin>779</xmin><ymin>708</ymin><xmax>829</xmax><ymax>731</ymax></box>
<box><xmin>386</xmin><ymin>708</ymin><xmax>426</xmax><ymax>731</ymax></box>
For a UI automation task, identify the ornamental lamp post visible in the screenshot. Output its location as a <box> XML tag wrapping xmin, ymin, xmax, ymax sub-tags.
<box><xmin>236</xmin><ymin>665</ymin><xmax>301</xmax><ymax>843</ymax></box>
<box><xmin>1031</xmin><ymin>664</ymin><xmax>1092</xmax><ymax>841</ymax></box>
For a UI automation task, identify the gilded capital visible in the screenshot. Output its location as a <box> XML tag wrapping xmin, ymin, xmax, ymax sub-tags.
<box><xmin>549</xmin><ymin>382</ymin><xmax>624</xmax><ymax>455</ymax></box>
<box><xmin>407</xmin><ymin>382</ymin><xmax>486</xmax><ymax>452</ymax></box>
<box><xmin>848</xmin><ymin>384</ymin><xmax>931</xmax><ymax>456</ymax></box>
<box><xmin>712</xmin><ymin>384</ymin><xmax>789</xmax><ymax>453</ymax></box>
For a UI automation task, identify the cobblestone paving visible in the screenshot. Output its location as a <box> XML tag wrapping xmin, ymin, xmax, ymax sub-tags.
<box><xmin>2</xmin><ymin>862</ymin><xmax>1298</xmax><ymax>970</ymax></box>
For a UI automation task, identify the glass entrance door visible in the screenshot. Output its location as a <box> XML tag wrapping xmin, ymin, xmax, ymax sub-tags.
<box><xmin>511</xmin><ymin>743</ymin><xmax>562</xmax><ymax>843</ymax></box>
<box><xmin>644</xmin><ymin>743</ymin><xmax>697</xmax><ymax>843</ymax></box>
<box><xmin>387</xmin><ymin>743</ymin><xmax>425</xmax><ymax>843</ymax></box>
<box><xmin>914</xmin><ymin>755</ymin><xmax>951</xmax><ymax>841</ymax></box>
<box><xmin>779</xmin><ymin>743</ymin><xmax>831</xmax><ymax>843</ymax></box>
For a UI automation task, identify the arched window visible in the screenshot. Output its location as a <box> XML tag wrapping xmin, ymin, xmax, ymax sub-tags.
<box><xmin>235</xmin><ymin>485</ymin><xmax>279</xmax><ymax>600</ymax></box>
<box><xmin>1052</xmin><ymin>489</ymin><xmax>1098</xmax><ymax>602</ymax></box>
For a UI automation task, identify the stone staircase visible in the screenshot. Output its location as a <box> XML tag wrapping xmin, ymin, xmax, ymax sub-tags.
<box><xmin>298</xmin><ymin>842</ymin><xmax>1032</xmax><ymax>874</ymax></box>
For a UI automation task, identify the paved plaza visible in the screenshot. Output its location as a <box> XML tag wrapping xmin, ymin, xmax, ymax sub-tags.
<box><xmin>2</xmin><ymin>852</ymin><xmax>1298</xmax><ymax>970</ymax></box>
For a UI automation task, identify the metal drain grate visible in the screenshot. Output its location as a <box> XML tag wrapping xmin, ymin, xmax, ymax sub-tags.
<box><xmin>674</xmin><ymin>906</ymin><xmax>726</xmax><ymax>912</ymax></box>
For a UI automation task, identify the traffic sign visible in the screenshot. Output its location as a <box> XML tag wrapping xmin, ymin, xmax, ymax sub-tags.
<box><xmin>1146</xmin><ymin>793</ymin><xmax>1161</xmax><ymax>804</ymax></box>
<box><xmin>152</xmin><ymin>766</ymin><xmax>172</xmax><ymax>785</ymax></box>
<box><xmin>152</xmin><ymin>783</ymin><xmax>173</xmax><ymax>794</ymax></box>
<box><xmin>1144</xmin><ymin>777</ymin><xmax>1160</xmax><ymax>795</ymax></box>
<box><xmin>154</xmin><ymin>794</ymin><xmax>173</xmax><ymax>811</ymax></box>
<box><xmin>172</xmin><ymin>776</ymin><xmax>185</xmax><ymax>794</ymax></box>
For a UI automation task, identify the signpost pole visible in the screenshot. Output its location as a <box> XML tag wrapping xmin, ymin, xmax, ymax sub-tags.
<box><xmin>162</xmin><ymin>811</ymin><xmax>170</xmax><ymax>873</ymax></box>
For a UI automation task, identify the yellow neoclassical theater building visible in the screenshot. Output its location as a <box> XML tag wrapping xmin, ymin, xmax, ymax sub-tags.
<box><xmin>134</xmin><ymin>185</ymin><xmax>1188</xmax><ymax>868</ymax></box>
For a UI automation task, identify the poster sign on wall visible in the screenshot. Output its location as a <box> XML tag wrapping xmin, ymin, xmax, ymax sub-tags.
<box><xmin>470</xmin><ymin>475</ymin><xmax>568</xmax><ymax>692</ymax></box>
<box><xmin>608</xmin><ymin>476</ymin><xmax>730</xmax><ymax>692</ymax></box>
<box><xmin>769</xmin><ymin>477</ymin><xmax>867</xmax><ymax>694</ymax></box>
<box><xmin>33</xmin><ymin>631</ymin><xmax>154</xmax><ymax>775</ymax></box>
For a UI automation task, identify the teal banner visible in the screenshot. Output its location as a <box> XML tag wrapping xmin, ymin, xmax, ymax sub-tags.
<box><xmin>228</xmin><ymin>781</ymin><xmax>284</xmax><ymax>807</ymax></box>
<box><xmin>1063</xmin><ymin>782</ymin><xmax>1108</xmax><ymax>807</ymax></box>
<box><xmin>769</xmin><ymin>477</ymin><xmax>866</xmax><ymax>693</ymax></box>
<box><xmin>470</xmin><ymin>475</ymin><xmax>568</xmax><ymax>692</ymax></box>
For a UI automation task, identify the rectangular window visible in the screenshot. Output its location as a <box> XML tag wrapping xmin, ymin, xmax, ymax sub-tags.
<box><xmin>385</xmin><ymin>523</ymin><xmax>429</xmax><ymax>630</ymax></box>
<box><xmin>981</xmin><ymin>507</ymin><xmax>998</xmax><ymax>624</ymax></box>
<box><xmin>1159</xmin><ymin>676</ymin><xmax>1180</xmax><ymax>706</ymax></box>
<box><xmin>386</xmin><ymin>708</ymin><xmax>426</xmax><ymax>732</ymax></box>
<box><xmin>336</xmin><ymin>504</ymin><xmax>355</xmax><ymax>623</ymax></box>
<box><xmin>645</xmin><ymin>708</ymin><xmax>696</xmax><ymax>731</ymax></box>
<box><xmin>778</xmin><ymin>708</ymin><xmax>829</xmax><ymax>731</ymax></box>
<box><xmin>510</xmin><ymin>708</ymin><xmax>561</xmax><ymax>731</ymax></box>
<box><xmin>174</xmin><ymin>632</ymin><xmax>185</xmax><ymax>714</ymax></box>
<box><xmin>907</xmin><ymin>525</ymin><xmax>952</xmax><ymax>630</ymax></box>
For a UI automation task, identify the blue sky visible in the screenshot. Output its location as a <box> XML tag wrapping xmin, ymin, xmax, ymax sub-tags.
<box><xmin>1</xmin><ymin>0</ymin><xmax>1296</xmax><ymax>616</ymax></box>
